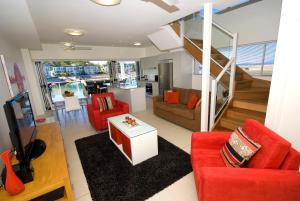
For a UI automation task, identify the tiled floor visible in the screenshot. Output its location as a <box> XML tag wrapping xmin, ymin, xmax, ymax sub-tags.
<box><xmin>56</xmin><ymin>98</ymin><xmax>198</xmax><ymax>201</ymax></box>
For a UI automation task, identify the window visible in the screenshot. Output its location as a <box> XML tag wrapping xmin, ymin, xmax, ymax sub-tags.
<box><xmin>193</xmin><ymin>59</ymin><xmax>202</xmax><ymax>75</ymax></box>
<box><xmin>218</xmin><ymin>41</ymin><xmax>277</xmax><ymax>76</ymax></box>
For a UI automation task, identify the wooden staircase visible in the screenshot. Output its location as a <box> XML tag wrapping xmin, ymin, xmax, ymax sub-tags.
<box><xmin>183</xmin><ymin>38</ymin><xmax>271</xmax><ymax>131</ymax></box>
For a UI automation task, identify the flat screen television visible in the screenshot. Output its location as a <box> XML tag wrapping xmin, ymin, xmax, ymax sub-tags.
<box><xmin>4</xmin><ymin>91</ymin><xmax>37</xmax><ymax>164</ymax></box>
<box><xmin>3</xmin><ymin>91</ymin><xmax>46</xmax><ymax>183</ymax></box>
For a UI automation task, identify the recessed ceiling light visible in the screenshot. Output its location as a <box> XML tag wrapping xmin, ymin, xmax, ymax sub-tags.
<box><xmin>90</xmin><ymin>0</ymin><xmax>121</xmax><ymax>6</ymax></box>
<box><xmin>134</xmin><ymin>42</ymin><xmax>141</xmax><ymax>46</ymax></box>
<box><xmin>64</xmin><ymin>29</ymin><xmax>85</xmax><ymax>36</ymax></box>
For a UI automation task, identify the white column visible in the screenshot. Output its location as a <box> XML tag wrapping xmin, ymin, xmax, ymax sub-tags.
<box><xmin>21</xmin><ymin>49</ymin><xmax>45</xmax><ymax>117</ymax></box>
<box><xmin>201</xmin><ymin>2</ymin><xmax>212</xmax><ymax>131</ymax></box>
<box><xmin>265</xmin><ymin>0</ymin><xmax>300</xmax><ymax>150</ymax></box>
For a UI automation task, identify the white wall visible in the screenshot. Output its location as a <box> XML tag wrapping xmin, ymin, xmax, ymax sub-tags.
<box><xmin>30</xmin><ymin>44</ymin><xmax>146</xmax><ymax>61</ymax></box>
<box><xmin>265</xmin><ymin>0</ymin><xmax>300</xmax><ymax>150</ymax></box>
<box><xmin>213</xmin><ymin>0</ymin><xmax>282</xmax><ymax>47</ymax></box>
<box><xmin>140</xmin><ymin>50</ymin><xmax>193</xmax><ymax>89</ymax></box>
<box><xmin>21</xmin><ymin>49</ymin><xmax>45</xmax><ymax>116</ymax></box>
<box><xmin>192</xmin><ymin>74</ymin><xmax>202</xmax><ymax>90</ymax></box>
<box><xmin>0</xmin><ymin>34</ymin><xmax>26</xmax><ymax>176</ymax></box>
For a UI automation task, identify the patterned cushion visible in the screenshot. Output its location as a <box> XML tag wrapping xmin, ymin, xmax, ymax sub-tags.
<box><xmin>97</xmin><ymin>96</ymin><xmax>114</xmax><ymax>112</ymax></box>
<box><xmin>221</xmin><ymin>127</ymin><xmax>261</xmax><ymax>168</ymax></box>
<box><xmin>105</xmin><ymin>96</ymin><xmax>114</xmax><ymax>110</ymax></box>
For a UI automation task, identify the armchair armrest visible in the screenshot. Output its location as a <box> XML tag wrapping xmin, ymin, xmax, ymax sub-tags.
<box><xmin>191</xmin><ymin>132</ymin><xmax>231</xmax><ymax>150</ymax></box>
<box><xmin>115</xmin><ymin>100</ymin><xmax>129</xmax><ymax>113</ymax></box>
<box><xmin>194</xmin><ymin>104</ymin><xmax>201</xmax><ymax>121</ymax></box>
<box><xmin>198</xmin><ymin>167</ymin><xmax>300</xmax><ymax>201</ymax></box>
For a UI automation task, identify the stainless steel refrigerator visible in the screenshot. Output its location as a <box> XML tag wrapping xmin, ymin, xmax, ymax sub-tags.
<box><xmin>158</xmin><ymin>60</ymin><xmax>173</xmax><ymax>96</ymax></box>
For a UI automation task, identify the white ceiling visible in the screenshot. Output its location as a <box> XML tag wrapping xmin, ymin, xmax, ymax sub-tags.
<box><xmin>0</xmin><ymin>0</ymin><xmax>41</xmax><ymax>49</ymax></box>
<box><xmin>0</xmin><ymin>0</ymin><xmax>249</xmax><ymax>49</ymax></box>
<box><xmin>26</xmin><ymin>0</ymin><xmax>207</xmax><ymax>47</ymax></box>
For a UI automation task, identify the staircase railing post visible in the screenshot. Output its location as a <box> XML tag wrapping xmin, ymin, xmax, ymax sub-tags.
<box><xmin>209</xmin><ymin>79</ymin><xmax>217</xmax><ymax>131</ymax></box>
<box><xmin>200</xmin><ymin>2</ymin><xmax>213</xmax><ymax>132</ymax></box>
<box><xmin>229</xmin><ymin>33</ymin><xmax>238</xmax><ymax>100</ymax></box>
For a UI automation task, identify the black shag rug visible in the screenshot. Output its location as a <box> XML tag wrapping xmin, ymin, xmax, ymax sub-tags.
<box><xmin>75</xmin><ymin>132</ymin><xmax>192</xmax><ymax>201</ymax></box>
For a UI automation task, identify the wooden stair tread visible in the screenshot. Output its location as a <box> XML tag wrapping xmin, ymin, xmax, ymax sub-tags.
<box><xmin>235</xmin><ymin>87</ymin><xmax>269</xmax><ymax>93</ymax></box>
<box><xmin>220</xmin><ymin>116</ymin><xmax>244</xmax><ymax>130</ymax></box>
<box><xmin>213</xmin><ymin>126</ymin><xmax>233</xmax><ymax>132</ymax></box>
<box><xmin>236</xmin><ymin>79</ymin><xmax>252</xmax><ymax>84</ymax></box>
<box><xmin>181</xmin><ymin>32</ymin><xmax>271</xmax><ymax>131</ymax></box>
<box><xmin>234</xmin><ymin>99</ymin><xmax>268</xmax><ymax>105</ymax></box>
<box><xmin>228</xmin><ymin>107</ymin><xmax>265</xmax><ymax>117</ymax></box>
<box><xmin>235</xmin><ymin>79</ymin><xmax>253</xmax><ymax>90</ymax></box>
<box><xmin>226</xmin><ymin>107</ymin><xmax>265</xmax><ymax>123</ymax></box>
<box><xmin>233</xmin><ymin>99</ymin><xmax>268</xmax><ymax>113</ymax></box>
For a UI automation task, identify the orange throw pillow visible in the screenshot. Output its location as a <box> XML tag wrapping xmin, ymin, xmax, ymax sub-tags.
<box><xmin>167</xmin><ymin>91</ymin><xmax>180</xmax><ymax>104</ymax></box>
<box><xmin>187</xmin><ymin>94</ymin><xmax>199</xmax><ymax>109</ymax></box>
<box><xmin>164</xmin><ymin>90</ymin><xmax>172</xmax><ymax>102</ymax></box>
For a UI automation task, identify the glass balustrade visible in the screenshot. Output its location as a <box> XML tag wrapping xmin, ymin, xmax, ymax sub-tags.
<box><xmin>183</xmin><ymin>13</ymin><xmax>203</xmax><ymax>42</ymax></box>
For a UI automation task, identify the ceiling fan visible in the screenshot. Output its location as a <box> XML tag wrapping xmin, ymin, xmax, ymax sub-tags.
<box><xmin>141</xmin><ymin>0</ymin><xmax>180</xmax><ymax>13</ymax></box>
<box><xmin>61</xmin><ymin>36</ymin><xmax>92</xmax><ymax>51</ymax></box>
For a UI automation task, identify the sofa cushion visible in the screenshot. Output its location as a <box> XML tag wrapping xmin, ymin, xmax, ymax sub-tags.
<box><xmin>243</xmin><ymin>119</ymin><xmax>291</xmax><ymax>169</ymax></box>
<box><xmin>166</xmin><ymin>91</ymin><xmax>180</xmax><ymax>104</ymax></box>
<box><xmin>189</xmin><ymin>89</ymin><xmax>201</xmax><ymax>100</ymax></box>
<box><xmin>100</xmin><ymin>109</ymin><xmax>124</xmax><ymax>120</ymax></box>
<box><xmin>192</xmin><ymin>148</ymin><xmax>226</xmax><ymax>168</ymax></box>
<box><xmin>155</xmin><ymin>102</ymin><xmax>177</xmax><ymax>112</ymax></box>
<box><xmin>187</xmin><ymin>94</ymin><xmax>199</xmax><ymax>109</ymax></box>
<box><xmin>164</xmin><ymin>90</ymin><xmax>172</xmax><ymax>102</ymax></box>
<box><xmin>96</xmin><ymin>96</ymin><xmax>114</xmax><ymax>112</ymax></box>
<box><xmin>173</xmin><ymin>87</ymin><xmax>189</xmax><ymax>105</ymax></box>
<box><xmin>169</xmin><ymin>104</ymin><xmax>194</xmax><ymax>120</ymax></box>
<box><xmin>92</xmin><ymin>93</ymin><xmax>116</xmax><ymax>110</ymax></box>
<box><xmin>220</xmin><ymin>127</ymin><xmax>261</xmax><ymax>168</ymax></box>
<box><xmin>280</xmin><ymin>148</ymin><xmax>300</xmax><ymax>170</ymax></box>
<box><xmin>155</xmin><ymin>102</ymin><xmax>194</xmax><ymax>120</ymax></box>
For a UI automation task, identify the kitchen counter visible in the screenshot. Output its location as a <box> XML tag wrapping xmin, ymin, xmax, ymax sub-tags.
<box><xmin>108</xmin><ymin>86</ymin><xmax>146</xmax><ymax>113</ymax></box>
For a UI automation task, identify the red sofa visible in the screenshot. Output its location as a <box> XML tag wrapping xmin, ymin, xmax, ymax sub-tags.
<box><xmin>87</xmin><ymin>93</ymin><xmax>129</xmax><ymax>130</ymax></box>
<box><xmin>191</xmin><ymin>119</ymin><xmax>300</xmax><ymax>201</ymax></box>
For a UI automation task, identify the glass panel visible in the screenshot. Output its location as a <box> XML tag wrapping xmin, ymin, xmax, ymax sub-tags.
<box><xmin>193</xmin><ymin>59</ymin><xmax>202</xmax><ymax>75</ymax></box>
<box><xmin>211</xmin><ymin>25</ymin><xmax>233</xmax><ymax>60</ymax></box>
<box><xmin>215</xmin><ymin>74</ymin><xmax>230</xmax><ymax>117</ymax></box>
<box><xmin>262</xmin><ymin>42</ymin><xmax>276</xmax><ymax>76</ymax></box>
<box><xmin>184</xmin><ymin>13</ymin><xmax>203</xmax><ymax>41</ymax></box>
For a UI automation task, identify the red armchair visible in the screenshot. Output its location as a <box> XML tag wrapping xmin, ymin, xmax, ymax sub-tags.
<box><xmin>191</xmin><ymin>119</ymin><xmax>300</xmax><ymax>201</ymax></box>
<box><xmin>87</xmin><ymin>92</ymin><xmax>129</xmax><ymax>130</ymax></box>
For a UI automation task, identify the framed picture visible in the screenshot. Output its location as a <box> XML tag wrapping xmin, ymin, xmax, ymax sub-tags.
<box><xmin>0</xmin><ymin>55</ymin><xmax>14</xmax><ymax>97</ymax></box>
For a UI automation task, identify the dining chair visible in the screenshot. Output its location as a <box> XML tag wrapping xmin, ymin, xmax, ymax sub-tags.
<box><xmin>64</xmin><ymin>96</ymin><xmax>82</xmax><ymax>125</ymax></box>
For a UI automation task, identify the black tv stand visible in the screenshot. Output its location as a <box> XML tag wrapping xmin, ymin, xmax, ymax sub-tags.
<box><xmin>29</xmin><ymin>139</ymin><xmax>46</xmax><ymax>160</ymax></box>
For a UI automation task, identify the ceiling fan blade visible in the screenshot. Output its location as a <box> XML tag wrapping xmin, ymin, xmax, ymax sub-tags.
<box><xmin>142</xmin><ymin>0</ymin><xmax>179</xmax><ymax>13</ymax></box>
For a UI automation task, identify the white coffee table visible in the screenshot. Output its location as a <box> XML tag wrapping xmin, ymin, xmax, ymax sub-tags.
<box><xmin>107</xmin><ymin>114</ymin><xmax>158</xmax><ymax>165</ymax></box>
